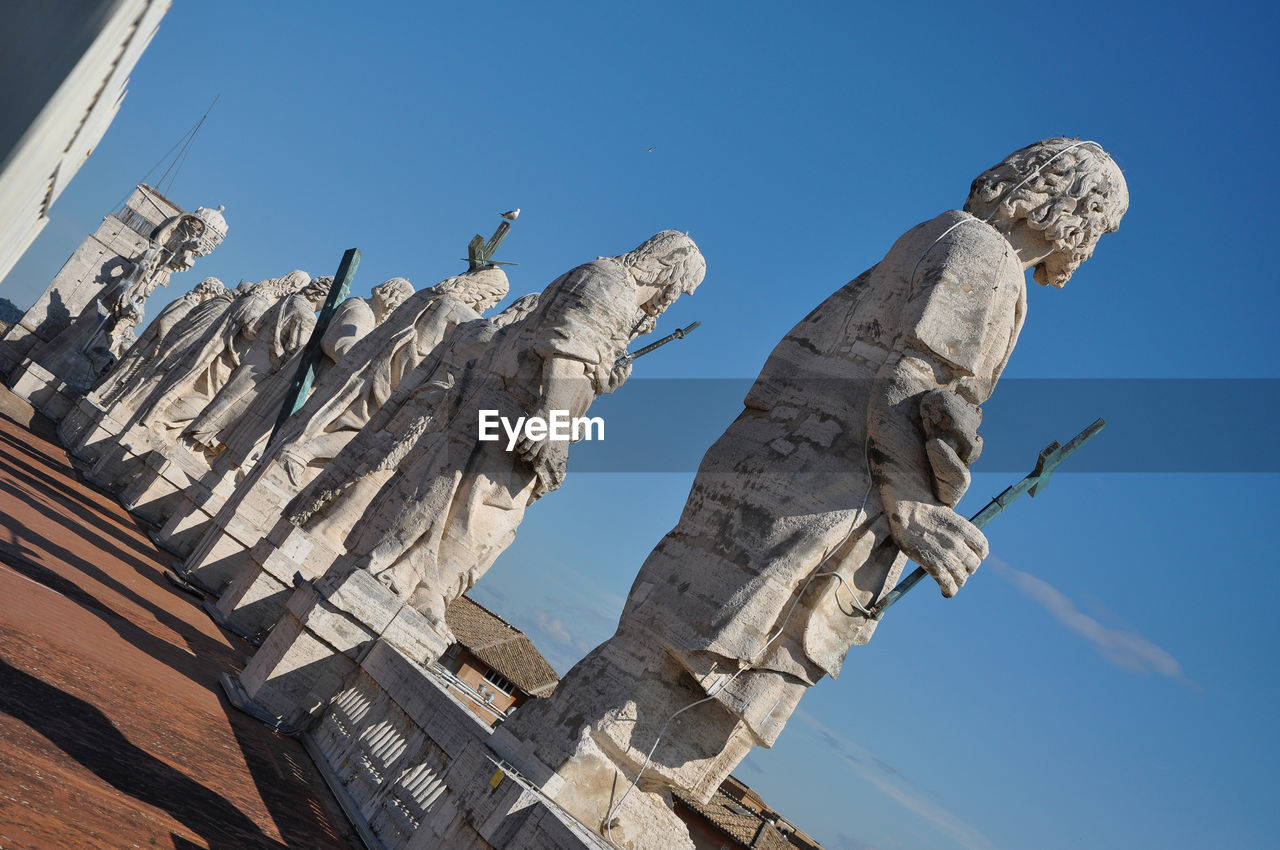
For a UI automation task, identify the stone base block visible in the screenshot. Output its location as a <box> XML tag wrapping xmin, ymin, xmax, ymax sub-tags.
<box><xmin>237</xmin><ymin>569</ymin><xmax>450</xmax><ymax>727</ymax></box>
<box><xmin>153</xmin><ymin>496</ymin><xmax>217</xmax><ymax>558</ymax></box>
<box><xmin>212</xmin><ymin>524</ymin><xmax>342</xmax><ymax>642</ymax></box>
<box><xmin>57</xmin><ymin>396</ymin><xmax>104</xmax><ymax>449</ymax></box>
<box><xmin>486</xmin><ymin>726</ymin><xmax>695</xmax><ymax>850</ymax></box>
<box><xmin>68</xmin><ymin>406</ymin><xmax>131</xmax><ymax>464</ymax></box>
<box><xmin>86</xmin><ymin>423</ymin><xmax>159</xmax><ymax>491</ymax></box>
<box><xmin>0</xmin><ymin>322</ymin><xmax>38</xmax><ymax>378</ymax></box>
<box><xmin>181</xmin><ymin>460</ymin><xmax>300</xmax><ymax>594</ymax></box>
<box><xmin>152</xmin><ymin>467</ymin><xmax>238</xmax><ymax>557</ymax></box>
<box><xmin>8</xmin><ymin>357</ymin><xmax>76</xmax><ymax>422</ymax></box>
<box><xmin>181</xmin><ymin>521</ymin><xmax>259</xmax><ymax>596</ymax></box>
<box><xmin>118</xmin><ymin>444</ymin><xmax>209</xmax><ymax>526</ymax></box>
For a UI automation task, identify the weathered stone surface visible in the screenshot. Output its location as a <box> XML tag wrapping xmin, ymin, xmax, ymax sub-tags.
<box><xmin>131</xmin><ymin>272</ymin><xmax>307</xmax><ymax>440</ymax></box>
<box><xmin>84</xmin><ymin>283</ymin><xmax>238</xmax><ymax>437</ymax></box>
<box><xmin>237</xmin><ymin>570</ymin><xmax>449</xmax><ymax>727</ymax></box>
<box><xmin>291</xmin><ymin>232</ymin><xmax>706</xmax><ymax>631</ymax></box>
<box><xmin>147</xmin><ymin>281</ymin><xmax>414</xmax><ymax>555</ymax></box>
<box><xmin>58</xmin><ymin>277</ymin><xmax>227</xmax><ymax>448</ymax></box>
<box><xmin>273</xmin><ymin>270</ymin><xmax>508</xmax><ymax>488</ymax></box>
<box><xmin>0</xmin><ymin>185</ymin><xmax>181</xmax><ymax>377</ymax></box>
<box><xmin>6</xmin><ymin>198</ymin><xmax>227</xmax><ymax>416</ymax></box>
<box><xmin>164</xmin><ymin>272</ymin><xmax>321</xmax><ymax>444</ymax></box>
<box><xmin>504</xmin><ymin>139</ymin><xmax>1130</xmax><ymax>840</ymax></box>
<box><xmin>176</xmin><ymin>269</ymin><xmax>506</xmax><ymax>595</ymax></box>
<box><xmin>197</xmin><ymin>281</ymin><xmax>414</xmax><ymax>473</ymax></box>
<box><xmin>295</xmin><ymin>639</ymin><xmax>616</xmax><ymax>850</ymax></box>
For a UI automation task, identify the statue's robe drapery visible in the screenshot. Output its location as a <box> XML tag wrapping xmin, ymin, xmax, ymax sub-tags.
<box><xmin>271</xmin><ymin>286</ymin><xmax>483</xmax><ymax>482</ymax></box>
<box><xmin>319</xmin><ymin>259</ymin><xmax>636</xmax><ymax>618</ymax></box>
<box><xmin>132</xmin><ymin>290</ymin><xmax>275</xmax><ymax>431</ymax></box>
<box><xmin>507</xmin><ymin>212</ymin><xmax>1025</xmax><ymax>807</ymax></box>
<box><xmin>201</xmin><ymin>296</ymin><xmax>375</xmax><ymax>470</ymax></box>
<box><xmin>179</xmin><ymin>292</ymin><xmax>317</xmax><ymax>444</ymax></box>
<box><xmin>92</xmin><ymin>291</ymin><xmax>215</xmax><ymax>408</ymax></box>
<box><xmin>620</xmin><ymin>211</ymin><xmax>1025</xmax><ymax>744</ymax></box>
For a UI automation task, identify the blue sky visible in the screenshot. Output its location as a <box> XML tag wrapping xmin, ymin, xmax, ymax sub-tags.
<box><xmin>4</xmin><ymin>2</ymin><xmax>1277</xmax><ymax>848</ymax></box>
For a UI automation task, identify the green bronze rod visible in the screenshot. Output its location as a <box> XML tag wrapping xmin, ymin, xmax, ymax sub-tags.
<box><xmin>617</xmin><ymin>321</ymin><xmax>701</xmax><ymax>365</ymax></box>
<box><xmin>268</xmin><ymin>248</ymin><xmax>361</xmax><ymax>445</ymax></box>
<box><xmin>870</xmin><ymin>417</ymin><xmax>1106</xmax><ymax>619</ymax></box>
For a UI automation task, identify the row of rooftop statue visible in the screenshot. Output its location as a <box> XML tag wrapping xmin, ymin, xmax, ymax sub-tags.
<box><xmin>2</xmin><ymin>138</ymin><xmax>1129</xmax><ymax>848</ymax></box>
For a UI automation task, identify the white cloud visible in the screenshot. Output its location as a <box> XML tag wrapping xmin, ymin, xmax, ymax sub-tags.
<box><xmin>534</xmin><ymin>610</ymin><xmax>576</xmax><ymax>647</ymax></box>
<box><xmin>795</xmin><ymin>710</ymin><xmax>1000</xmax><ymax>850</ymax></box>
<box><xmin>989</xmin><ymin>557</ymin><xmax>1191</xmax><ymax>683</ymax></box>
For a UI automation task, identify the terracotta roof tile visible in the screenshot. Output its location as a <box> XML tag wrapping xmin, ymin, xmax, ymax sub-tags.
<box><xmin>675</xmin><ymin>781</ymin><xmax>826</xmax><ymax>850</ymax></box>
<box><xmin>444</xmin><ymin>596</ymin><xmax>559</xmax><ymax>697</ymax></box>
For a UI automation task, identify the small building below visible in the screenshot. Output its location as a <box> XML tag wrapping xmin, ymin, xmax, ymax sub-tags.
<box><xmin>435</xmin><ymin>595</ymin><xmax>560</xmax><ymax>726</ymax></box>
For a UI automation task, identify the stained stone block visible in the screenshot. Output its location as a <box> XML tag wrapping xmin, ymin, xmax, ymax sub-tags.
<box><xmin>66</xmin><ymin>405</ymin><xmax>131</xmax><ymax>464</ymax></box>
<box><xmin>8</xmin><ymin>358</ymin><xmax>75</xmax><ymax>421</ymax></box>
<box><xmin>211</xmin><ymin>523</ymin><xmax>342</xmax><ymax>641</ymax></box>
<box><xmin>152</xmin><ymin>466</ymin><xmax>242</xmax><ymax>557</ymax></box>
<box><xmin>57</xmin><ymin>395</ymin><xmax>104</xmax><ymax>449</ymax></box>
<box><xmin>117</xmin><ymin>444</ymin><xmax>208</xmax><ymax>526</ymax></box>
<box><xmin>0</xmin><ymin>186</ymin><xmax>167</xmax><ymax>377</ymax></box>
<box><xmin>236</xmin><ymin>569</ymin><xmax>450</xmax><ymax>726</ymax></box>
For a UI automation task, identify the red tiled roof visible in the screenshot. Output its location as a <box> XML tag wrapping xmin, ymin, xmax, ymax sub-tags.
<box><xmin>444</xmin><ymin>596</ymin><xmax>559</xmax><ymax>697</ymax></box>
<box><xmin>675</xmin><ymin>777</ymin><xmax>826</xmax><ymax>850</ymax></box>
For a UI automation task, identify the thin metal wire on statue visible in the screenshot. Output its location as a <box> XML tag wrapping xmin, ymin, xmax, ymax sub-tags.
<box><xmin>156</xmin><ymin>94</ymin><xmax>220</xmax><ymax>197</ymax></box>
<box><xmin>604</xmin><ymin>141</ymin><xmax>1106</xmax><ymax>845</ymax></box>
<box><xmin>109</xmin><ymin>96</ymin><xmax>221</xmax><ymax>215</ymax></box>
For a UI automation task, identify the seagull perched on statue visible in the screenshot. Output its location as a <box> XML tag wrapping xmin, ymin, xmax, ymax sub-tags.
<box><xmin>501</xmin><ymin>209</ymin><xmax>520</xmax><ymax>221</ymax></box>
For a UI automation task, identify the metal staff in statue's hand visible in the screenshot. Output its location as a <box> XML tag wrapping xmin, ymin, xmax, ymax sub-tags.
<box><xmin>616</xmin><ymin>321</ymin><xmax>701</xmax><ymax>365</ymax></box>
<box><xmin>871</xmin><ymin>417</ymin><xmax>1107</xmax><ymax>619</ymax></box>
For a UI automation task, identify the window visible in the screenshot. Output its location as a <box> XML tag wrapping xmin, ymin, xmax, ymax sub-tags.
<box><xmin>483</xmin><ymin>669</ymin><xmax>516</xmax><ymax>695</ymax></box>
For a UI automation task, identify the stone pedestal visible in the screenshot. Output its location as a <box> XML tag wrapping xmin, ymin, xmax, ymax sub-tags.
<box><xmin>117</xmin><ymin>441</ymin><xmax>210</xmax><ymax>526</ymax></box>
<box><xmin>152</xmin><ymin>465</ymin><xmax>240</xmax><ymax>557</ymax></box>
<box><xmin>67</xmin><ymin>404</ymin><xmax>132</xmax><ymax>465</ymax></box>
<box><xmin>57</xmin><ymin>395</ymin><xmax>105</xmax><ymax>450</ymax></box>
<box><xmin>0</xmin><ymin>186</ymin><xmax>174</xmax><ymax>378</ymax></box>
<box><xmin>8</xmin><ymin>357</ymin><xmax>78</xmax><ymax>421</ymax></box>
<box><xmin>180</xmin><ymin>460</ymin><xmax>301</xmax><ymax>593</ymax></box>
<box><xmin>233</xmin><ymin>635</ymin><xmax>618</xmax><ymax>849</ymax></box>
<box><xmin>210</xmin><ymin>522</ymin><xmax>342</xmax><ymax>642</ymax></box>
<box><xmin>487</xmin><ymin>722</ymin><xmax>698</xmax><ymax>850</ymax></box>
<box><xmin>85</xmin><ymin>425</ymin><xmax>154</xmax><ymax>492</ymax></box>
<box><xmin>235</xmin><ymin>569</ymin><xmax>451</xmax><ymax>729</ymax></box>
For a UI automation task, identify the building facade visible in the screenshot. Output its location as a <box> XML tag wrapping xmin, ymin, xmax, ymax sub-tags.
<box><xmin>0</xmin><ymin>0</ymin><xmax>169</xmax><ymax>288</ymax></box>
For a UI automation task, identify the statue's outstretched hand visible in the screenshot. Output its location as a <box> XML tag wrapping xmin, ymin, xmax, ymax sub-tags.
<box><xmin>604</xmin><ymin>359</ymin><xmax>632</xmax><ymax>394</ymax></box>
<box><xmin>279</xmin><ymin>449</ymin><xmax>307</xmax><ymax>488</ymax></box>
<box><xmin>888</xmin><ymin>501</ymin><xmax>988</xmax><ymax>597</ymax></box>
<box><xmin>514</xmin><ymin>412</ymin><xmax>551</xmax><ymax>466</ymax></box>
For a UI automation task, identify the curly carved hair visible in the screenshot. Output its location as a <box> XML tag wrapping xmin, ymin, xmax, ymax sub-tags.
<box><xmin>372</xmin><ymin>277</ymin><xmax>415</xmax><ymax>304</ymax></box>
<box><xmin>301</xmin><ymin>275</ymin><xmax>333</xmax><ymax>301</ymax></box>
<box><xmin>251</xmin><ymin>269</ymin><xmax>313</xmax><ymax>299</ymax></box>
<box><xmin>617</xmin><ymin>230</ymin><xmax>707</xmax><ymax>315</ymax></box>
<box><xmin>965</xmin><ymin>138</ymin><xmax>1128</xmax><ymax>286</ymax></box>
<box><xmin>191</xmin><ymin>277</ymin><xmax>226</xmax><ymax>298</ymax></box>
<box><xmin>433</xmin><ymin>267</ymin><xmax>510</xmax><ymax>313</ymax></box>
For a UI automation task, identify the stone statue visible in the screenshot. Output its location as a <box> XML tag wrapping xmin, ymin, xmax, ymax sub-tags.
<box><xmin>136</xmin><ymin>271</ymin><xmax>310</xmax><ymax>437</ymax></box>
<box><xmin>201</xmin><ymin>276</ymin><xmax>419</xmax><ymax>472</ymax></box>
<box><xmin>285</xmin><ymin>288</ymin><xmax>538</xmax><ymax>536</ymax></box>
<box><xmin>103</xmin><ymin>282</ymin><xmax>243</xmax><ymax>417</ymax></box>
<box><xmin>91</xmin><ymin>277</ymin><xmax>228</xmax><ymax>408</ymax></box>
<box><xmin>41</xmin><ymin>205</ymin><xmax>229</xmax><ymax>385</ymax></box>
<box><xmin>180</xmin><ymin>273</ymin><xmax>333</xmax><ymax>455</ymax></box>
<box><xmin>272</xmin><ymin>268</ymin><xmax>510</xmax><ymax>487</ymax></box>
<box><xmin>294</xmin><ymin>231</ymin><xmax>706</xmax><ymax>631</ymax></box>
<box><xmin>501</xmin><ymin>139</ymin><xmax>1129</xmax><ymax>844</ymax></box>
<box><xmin>175</xmin><ymin>269</ymin><xmax>509</xmax><ymax>599</ymax></box>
